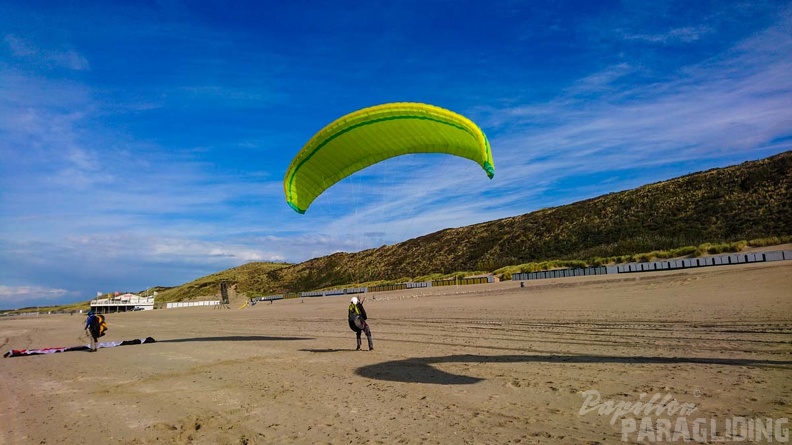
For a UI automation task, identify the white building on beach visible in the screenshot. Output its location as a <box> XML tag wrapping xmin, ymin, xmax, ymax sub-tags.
<box><xmin>90</xmin><ymin>293</ymin><xmax>155</xmax><ymax>313</ymax></box>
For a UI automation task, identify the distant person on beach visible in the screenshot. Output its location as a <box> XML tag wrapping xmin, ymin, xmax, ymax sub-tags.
<box><xmin>348</xmin><ymin>296</ymin><xmax>373</xmax><ymax>351</ymax></box>
<box><xmin>84</xmin><ymin>310</ymin><xmax>107</xmax><ymax>352</ymax></box>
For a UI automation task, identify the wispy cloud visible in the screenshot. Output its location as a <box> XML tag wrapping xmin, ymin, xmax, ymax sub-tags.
<box><xmin>4</xmin><ymin>34</ymin><xmax>90</xmax><ymax>70</ymax></box>
<box><xmin>477</xmin><ymin>12</ymin><xmax>792</xmax><ymax>203</ymax></box>
<box><xmin>0</xmin><ymin>286</ymin><xmax>75</xmax><ymax>308</ymax></box>
<box><xmin>620</xmin><ymin>25</ymin><xmax>715</xmax><ymax>44</ymax></box>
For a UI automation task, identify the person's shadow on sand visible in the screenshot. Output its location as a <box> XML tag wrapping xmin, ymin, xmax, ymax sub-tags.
<box><xmin>355</xmin><ymin>354</ymin><xmax>792</xmax><ymax>385</ymax></box>
<box><xmin>300</xmin><ymin>348</ymin><xmax>352</xmax><ymax>353</ymax></box>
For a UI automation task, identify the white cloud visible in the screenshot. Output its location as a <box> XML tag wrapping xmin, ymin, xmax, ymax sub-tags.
<box><xmin>4</xmin><ymin>34</ymin><xmax>89</xmax><ymax>71</ymax></box>
<box><xmin>0</xmin><ymin>286</ymin><xmax>75</xmax><ymax>308</ymax></box>
<box><xmin>481</xmin><ymin>12</ymin><xmax>792</xmax><ymax>187</ymax></box>
<box><xmin>621</xmin><ymin>25</ymin><xmax>715</xmax><ymax>43</ymax></box>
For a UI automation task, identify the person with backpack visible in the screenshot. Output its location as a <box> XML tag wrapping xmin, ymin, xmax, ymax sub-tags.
<box><xmin>84</xmin><ymin>310</ymin><xmax>107</xmax><ymax>352</ymax></box>
<box><xmin>348</xmin><ymin>296</ymin><xmax>373</xmax><ymax>351</ymax></box>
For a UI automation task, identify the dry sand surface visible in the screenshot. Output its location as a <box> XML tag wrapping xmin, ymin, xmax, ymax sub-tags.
<box><xmin>2</xmin><ymin>262</ymin><xmax>791</xmax><ymax>444</ymax></box>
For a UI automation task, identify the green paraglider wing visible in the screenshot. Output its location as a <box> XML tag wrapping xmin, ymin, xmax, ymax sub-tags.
<box><xmin>284</xmin><ymin>102</ymin><xmax>494</xmax><ymax>214</ymax></box>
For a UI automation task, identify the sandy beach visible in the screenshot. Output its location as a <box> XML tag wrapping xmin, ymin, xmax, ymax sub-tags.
<box><xmin>2</xmin><ymin>261</ymin><xmax>791</xmax><ymax>444</ymax></box>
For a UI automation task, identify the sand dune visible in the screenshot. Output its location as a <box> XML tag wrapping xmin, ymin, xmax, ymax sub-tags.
<box><xmin>2</xmin><ymin>261</ymin><xmax>791</xmax><ymax>444</ymax></box>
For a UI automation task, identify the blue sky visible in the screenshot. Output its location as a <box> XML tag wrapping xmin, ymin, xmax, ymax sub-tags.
<box><xmin>1</xmin><ymin>1</ymin><xmax>790</xmax><ymax>308</ymax></box>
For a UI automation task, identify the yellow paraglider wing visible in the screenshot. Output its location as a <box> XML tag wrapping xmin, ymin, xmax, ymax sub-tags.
<box><xmin>284</xmin><ymin>102</ymin><xmax>494</xmax><ymax>214</ymax></box>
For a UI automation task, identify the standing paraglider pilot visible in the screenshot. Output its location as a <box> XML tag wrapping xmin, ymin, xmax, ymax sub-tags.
<box><xmin>348</xmin><ymin>296</ymin><xmax>373</xmax><ymax>351</ymax></box>
<box><xmin>84</xmin><ymin>310</ymin><xmax>106</xmax><ymax>352</ymax></box>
